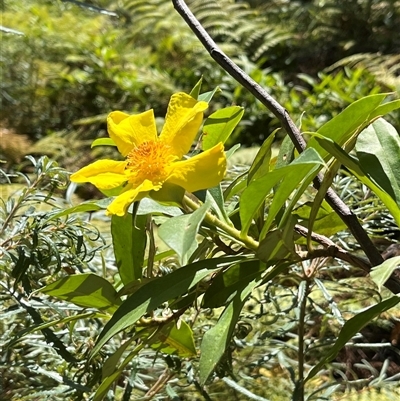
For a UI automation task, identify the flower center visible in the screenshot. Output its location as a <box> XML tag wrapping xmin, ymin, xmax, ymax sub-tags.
<box><xmin>126</xmin><ymin>141</ymin><xmax>176</xmax><ymax>185</ymax></box>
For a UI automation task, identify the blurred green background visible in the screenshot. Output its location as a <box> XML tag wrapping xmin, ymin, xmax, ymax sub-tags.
<box><xmin>1</xmin><ymin>0</ymin><xmax>399</xmax><ymax>171</ymax></box>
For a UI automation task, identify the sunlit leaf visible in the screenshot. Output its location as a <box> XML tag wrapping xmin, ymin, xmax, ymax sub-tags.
<box><xmin>356</xmin><ymin>118</ymin><xmax>400</xmax><ymax>207</ymax></box>
<box><xmin>202</xmin><ymin>106</ymin><xmax>244</xmax><ymax>150</ymax></box>
<box><xmin>149</xmin><ymin>320</ymin><xmax>196</xmax><ymax>357</ymax></box>
<box><xmin>240</xmin><ymin>148</ymin><xmax>323</xmax><ymax>237</ymax></box>
<box><xmin>248</xmin><ymin>132</ymin><xmax>275</xmax><ymax>182</ymax></box>
<box><xmin>44</xmin><ymin>198</ymin><xmax>111</xmax><ymax>222</ymax></box>
<box><xmin>189</xmin><ymin>76</ymin><xmax>203</xmax><ymax>99</ymax></box>
<box><xmin>199</xmin><ymin>276</ymin><xmax>261</xmax><ymax>385</ymax></box>
<box><xmin>91</xmin><ymin>138</ymin><xmax>117</xmax><ymax>148</ymax></box>
<box><xmin>202</xmin><ymin>259</ymin><xmax>263</xmax><ymax>308</ymax></box>
<box><xmin>307</xmin><ymin>94</ymin><xmax>387</xmax><ymax>161</ymax></box>
<box><xmin>198</xmin><ymin>86</ymin><xmax>222</xmax><ymax>103</ymax></box>
<box><xmin>158</xmin><ymin>201</ymin><xmax>210</xmax><ymax>265</ymax></box>
<box><xmin>206</xmin><ymin>185</ymin><xmax>231</xmax><ymax>225</ymax></box>
<box><xmin>40</xmin><ymin>273</ymin><xmax>121</xmax><ymax>312</ymax></box>
<box><xmin>315</xmin><ymin>136</ymin><xmax>400</xmax><ymax>226</ymax></box>
<box><xmin>370</xmin><ymin>256</ymin><xmax>400</xmax><ymax>292</ymax></box>
<box><xmin>90</xmin><ymin>256</ymin><xmax>245</xmax><ymax>358</ymax></box>
<box><xmin>111</xmin><ymin>213</ymin><xmax>146</xmax><ymax>285</ymax></box>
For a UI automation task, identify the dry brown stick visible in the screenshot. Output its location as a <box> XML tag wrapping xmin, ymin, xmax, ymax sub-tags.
<box><xmin>172</xmin><ymin>0</ymin><xmax>385</xmax><ymax>268</ymax></box>
<box><xmin>294</xmin><ymin>224</ymin><xmax>372</xmax><ymax>272</ymax></box>
<box><xmin>294</xmin><ymin>224</ymin><xmax>400</xmax><ymax>293</ymax></box>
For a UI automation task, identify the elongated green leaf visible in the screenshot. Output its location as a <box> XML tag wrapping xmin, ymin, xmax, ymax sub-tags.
<box><xmin>203</xmin><ymin>106</ymin><xmax>244</xmax><ymax>150</ymax></box>
<box><xmin>91</xmin><ymin>138</ymin><xmax>116</xmax><ymax>148</ymax></box>
<box><xmin>137</xmin><ymin>198</ymin><xmax>182</xmax><ymax>217</ymax></box>
<box><xmin>306</xmin><ymin>295</ymin><xmax>400</xmax><ymax>382</ymax></box>
<box><xmin>149</xmin><ymin>320</ymin><xmax>196</xmax><ymax>357</ymax></box>
<box><xmin>356</xmin><ymin>118</ymin><xmax>400</xmax><ymax>206</ymax></box>
<box><xmin>90</xmin><ymin>256</ymin><xmax>245</xmax><ymax>358</ymax></box>
<box><xmin>189</xmin><ymin>76</ymin><xmax>203</xmax><ymax>99</ymax></box>
<box><xmin>44</xmin><ymin>198</ymin><xmax>110</xmax><ymax>222</ymax></box>
<box><xmin>370</xmin><ymin>256</ymin><xmax>400</xmax><ymax>292</ymax></box>
<box><xmin>40</xmin><ymin>273</ymin><xmax>121</xmax><ymax>312</ymax></box>
<box><xmin>7</xmin><ymin>312</ymin><xmax>98</xmax><ymax>349</ymax></box>
<box><xmin>102</xmin><ymin>339</ymin><xmax>134</xmax><ymax>379</ymax></box>
<box><xmin>202</xmin><ymin>260</ymin><xmax>263</xmax><ymax>308</ymax></box>
<box><xmin>275</xmin><ymin>134</ymin><xmax>295</xmax><ymax>169</ymax></box>
<box><xmin>225</xmin><ymin>143</ymin><xmax>241</xmax><ymax>160</ymax></box>
<box><xmin>240</xmin><ymin>148</ymin><xmax>323</xmax><ymax>237</ymax></box>
<box><xmin>199</xmin><ymin>276</ymin><xmax>261</xmax><ymax>385</ymax></box>
<box><xmin>257</xmin><ymin>216</ymin><xmax>297</xmax><ymax>263</ymax></box>
<box><xmin>293</xmin><ymin>202</ymin><xmax>347</xmax><ymax>238</ymax></box>
<box><xmin>94</xmin><ymin>341</ymin><xmax>146</xmax><ymax>401</ymax></box>
<box><xmin>369</xmin><ymin>99</ymin><xmax>400</xmax><ymax>120</ymax></box>
<box><xmin>198</xmin><ymin>86</ymin><xmax>221</xmax><ymax>103</ymax></box>
<box><xmin>111</xmin><ymin>213</ymin><xmax>146</xmax><ymax>285</ymax></box>
<box><xmin>315</xmin><ymin>136</ymin><xmax>400</xmax><ymax>226</ymax></box>
<box><xmin>223</xmin><ymin>171</ymin><xmax>247</xmax><ymax>202</ymax></box>
<box><xmin>206</xmin><ymin>185</ymin><xmax>231</xmax><ymax>225</ymax></box>
<box><xmin>248</xmin><ymin>133</ymin><xmax>275</xmax><ymax>183</ymax></box>
<box><xmin>307</xmin><ymin>94</ymin><xmax>387</xmax><ymax>161</ymax></box>
<box><xmin>158</xmin><ymin>201</ymin><xmax>210</xmax><ymax>265</ymax></box>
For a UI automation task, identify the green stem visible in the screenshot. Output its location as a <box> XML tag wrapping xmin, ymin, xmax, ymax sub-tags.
<box><xmin>294</xmin><ymin>279</ymin><xmax>311</xmax><ymax>401</ymax></box>
<box><xmin>183</xmin><ymin>195</ymin><xmax>259</xmax><ymax>251</ymax></box>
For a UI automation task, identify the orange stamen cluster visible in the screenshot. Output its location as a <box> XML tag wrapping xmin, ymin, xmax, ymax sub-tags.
<box><xmin>126</xmin><ymin>140</ymin><xmax>175</xmax><ymax>185</ymax></box>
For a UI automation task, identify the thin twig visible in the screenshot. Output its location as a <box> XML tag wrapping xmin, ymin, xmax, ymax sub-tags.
<box><xmin>294</xmin><ymin>225</ymin><xmax>372</xmax><ymax>272</ymax></box>
<box><xmin>294</xmin><ymin>224</ymin><xmax>400</xmax><ymax>293</ymax></box>
<box><xmin>172</xmin><ymin>1</ymin><xmax>387</xmax><ymax>272</ymax></box>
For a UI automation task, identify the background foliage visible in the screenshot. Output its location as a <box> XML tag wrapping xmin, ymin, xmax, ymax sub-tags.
<box><xmin>1</xmin><ymin>1</ymin><xmax>400</xmax><ymax>400</ymax></box>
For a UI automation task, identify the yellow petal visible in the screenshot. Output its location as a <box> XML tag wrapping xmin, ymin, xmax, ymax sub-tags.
<box><xmin>70</xmin><ymin>160</ymin><xmax>127</xmax><ymax>190</ymax></box>
<box><xmin>160</xmin><ymin>92</ymin><xmax>208</xmax><ymax>158</ymax></box>
<box><xmin>106</xmin><ymin>180</ymin><xmax>161</xmax><ymax>216</ymax></box>
<box><xmin>166</xmin><ymin>143</ymin><xmax>226</xmax><ymax>192</ymax></box>
<box><xmin>107</xmin><ymin>110</ymin><xmax>158</xmax><ymax>157</ymax></box>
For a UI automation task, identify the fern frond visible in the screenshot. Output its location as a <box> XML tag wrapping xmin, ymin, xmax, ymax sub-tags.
<box><xmin>328</xmin><ymin>53</ymin><xmax>400</xmax><ymax>91</ymax></box>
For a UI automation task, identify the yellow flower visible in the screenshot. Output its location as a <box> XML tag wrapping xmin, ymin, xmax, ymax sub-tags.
<box><xmin>70</xmin><ymin>92</ymin><xmax>227</xmax><ymax>216</ymax></box>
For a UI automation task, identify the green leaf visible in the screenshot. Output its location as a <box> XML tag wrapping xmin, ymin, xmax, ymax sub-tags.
<box><xmin>257</xmin><ymin>216</ymin><xmax>298</xmax><ymax>263</ymax></box>
<box><xmin>94</xmin><ymin>342</ymin><xmax>145</xmax><ymax>401</ymax></box>
<box><xmin>91</xmin><ymin>138</ymin><xmax>117</xmax><ymax>148</ymax></box>
<box><xmin>158</xmin><ymin>201</ymin><xmax>210</xmax><ymax>265</ymax></box>
<box><xmin>294</xmin><ymin>202</ymin><xmax>347</xmax><ymax>238</ymax></box>
<box><xmin>150</xmin><ymin>182</ymin><xmax>185</xmax><ymax>206</ymax></box>
<box><xmin>275</xmin><ymin>134</ymin><xmax>295</xmax><ymax>169</ymax></box>
<box><xmin>198</xmin><ymin>86</ymin><xmax>221</xmax><ymax>103</ymax></box>
<box><xmin>44</xmin><ymin>198</ymin><xmax>110</xmax><ymax>222</ymax></box>
<box><xmin>315</xmin><ymin>136</ymin><xmax>400</xmax><ymax>226</ymax></box>
<box><xmin>90</xmin><ymin>256</ymin><xmax>245</xmax><ymax>359</ymax></box>
<box><xmin>369</xmin><ymin>99</ymin><xmax>400</xmax><ymax>120</ymax></box>
<box><xmin>189</xmin><ymin>76</ymin><xmax>203</xmax><ymax>99</ymax></box>
<box><xmin>102</xmin><ymin>338</ymin><xmax>134</xmax><ymax>379</ymax></box>
<box><xmin>370</xmin><ymin>256</ymin><xmax>400</xmax><ymax>292</ymax></box>
<box><xmin>40</xmin><ymin>273</ymin><xmax>121</xmax><ymax>312</ymax></box>
<box><xmin>307</xmin><ymin>94</ymin><xmax>387</xmax><ymax>161</ymax></box>
<box><xmin>111</xmin><ymin>213</ymin><xmax>146</xmax><ymax>285</ymax></box>
<box><xmin>7</xmin><ymin>312</ymin><xmax>98</xmax><ymax>349</ymax></box>
<box><xmin>202</xmin><ymin>260</ymin><xmax>263</xmax><ymax>308</ymax></box>
<box><xmin>199</xmin><ymin>276</ymin><xmax>261</xmax><ymax>385</ymax></box>
<box><xmin>248</xmin><ymin>133</ymin><xmax>275</xmax><ymax>183</ymax></box>
<box><xmin>225</xmin><ymin>143</ymin><xmax>241</xmax><ymax>160</ymax></box>
<box><xmin>137</xmin><ymin>198</ymin><xmax>182</xmax><ymax>217</ymax></box>
<box><xmin>305</xmin><ymin>295</ymin><xmax>400</xmax><ymax>382</ymax></box>
<box><xmin>356</xmin><ymin>118</ymin><xmax>400</xmax><ymax>207</ymax></box>
<box><xmin>240</xmin><ymin>148</ymin><xmax>323</xmax><ymax>237</ymax></box>
<box><xmin>223</xmin><ymin>171</ymin><xmax>247</xmax><ymax>202</ymax></box>
<box><xmin>202</xmin><ymin>106</ymin><xmax>244</xmax><ymax>150</ymax></box>
<box><xmin>206</xmin><ymin>185</ymin><xmax>231</xmax><ymax>225</ymax></box>
<box><xmin>149</xmin><ymin>320</ymin><xmax>196</xmax><ymax>357</ymax></box>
